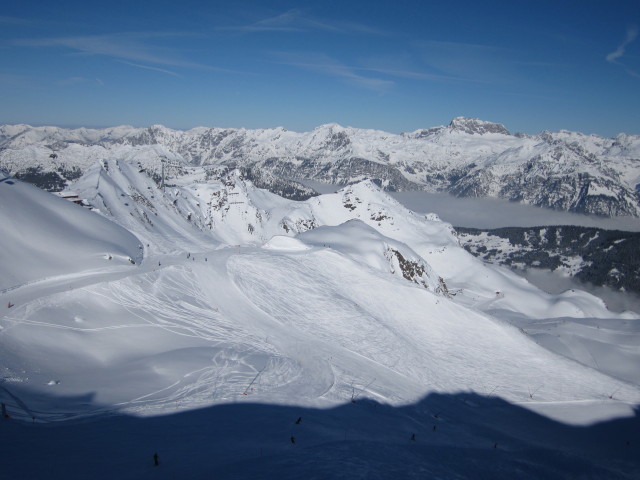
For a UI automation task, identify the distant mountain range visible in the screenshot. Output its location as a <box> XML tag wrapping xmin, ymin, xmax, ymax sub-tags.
<box><xmin>1</xmin><ymin>117</ymin><xmax>639</xmax><ymax>217</ymax></box>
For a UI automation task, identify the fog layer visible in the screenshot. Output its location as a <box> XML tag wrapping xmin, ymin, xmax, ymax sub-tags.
<box><xmin>391</xmin><ymin>192</ymin><xmax>640</xmax><ymax>231</ymax></box>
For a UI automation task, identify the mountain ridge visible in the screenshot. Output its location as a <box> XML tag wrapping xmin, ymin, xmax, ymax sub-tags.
<box><xmin>1</xmin><ymin>117</ymin><xmax>639</xmax><ymax>217</ymax></box>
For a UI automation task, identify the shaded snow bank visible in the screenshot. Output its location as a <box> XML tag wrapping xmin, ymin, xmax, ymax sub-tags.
<box><xmin>3</xmin><ymin>392</ymin><xmax>639</xmax><ymax>480</ymax></box>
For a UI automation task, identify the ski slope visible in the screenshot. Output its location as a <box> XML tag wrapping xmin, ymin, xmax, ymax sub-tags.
<box><xmin>1</xmin><ymin>164</ymin><xmax>639</xmax><ymax>479</ymax></box>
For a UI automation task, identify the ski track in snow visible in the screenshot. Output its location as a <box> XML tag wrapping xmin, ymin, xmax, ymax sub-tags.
<box><xmin>1</xmin><ymin>248</ymin><xmax>339</xmax><ymax>420</ymax></box>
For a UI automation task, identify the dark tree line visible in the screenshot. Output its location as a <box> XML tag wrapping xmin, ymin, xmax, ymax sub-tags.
<box><xmin>456</xmin><ymin>225</ymin><xmax>640</xmax><ymax>293</ymax></box>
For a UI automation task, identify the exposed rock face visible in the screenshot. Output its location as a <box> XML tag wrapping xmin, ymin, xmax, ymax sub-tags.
<box><xmin>387</xmin><ymin>248</ymin><xmax>432</xmax><ymax>288</ymax></box>
<box><xmin>447</xmin><ymin>117</ymin><xmax>511</xmax><ymax>136</ymax></box>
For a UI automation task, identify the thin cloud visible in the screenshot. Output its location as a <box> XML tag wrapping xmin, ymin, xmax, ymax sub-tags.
<box><xmin>356</xmin><ymin>52</ymin><xmax>483</xmax><ymax>84</ymax></box>
<box><xmin>235</xmin><ymin>9</ymin><xmax>308</xmax><ymax>33</ymax></box>
<box><xmin>13</xmin><ymin>32</ymin><xmax>228</xmax><ymax>71</ymax></box>
<box><xmin>222</xmin><ymin>9</ymin><xmax>385</xmax><ymax>36</ymax></box>
<box><xmin>57</xmin><ymin>76</ymin><xmax>89</xmax><ymax>86</ymax></box>
<box><xmin>0</xmin><ymin>73</ymin><xmax>32</xmax><ymax>87</ymax></box>
<box><xmin>271</xmin><ymin>52</ymin><xmax>394</xmax><ymax>91</ymax></box>
<box><xmin>120</xmin><ymin>61</ymin><xmax>182</xmax><ymax>77</ymax></box>
<box><xmin>0</xmin><ymin>16</ymin><xmax>31</xmax><ymax>25</ymax></box>
<box><xmin>57</xmin><ymin>76</ymin><xmax>104</xmax><ymax>87</ymax></box>
<box><xmin>415</xmin><ymin>40</ymin><xmax>521</xmax><ymax>84</ymax></box>
<box><xmin>322</xmin><ymin>64</ymin><xmax>394</xmax><ymax>91</ymax></box>
<box><xmin>606</xmin><ymin>26</ymin><xmax>638</xmax><ymax>63</ymax></box>
<box><xmin>358</xmin><ymin>65</ymin><xmax>479</xmax><ymax>84</ymax></box>
<box><xmin>623</xmin><ymin>68</ymin><xmax>640</xmax><ymax>79</ymax></box>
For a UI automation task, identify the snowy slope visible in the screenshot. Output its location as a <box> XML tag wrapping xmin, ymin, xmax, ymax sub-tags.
<box><xmin>71</xmin><ymin>159</ymin><xmax>215</xmax><ymax>255</ymax></box>
<box><xmin>2</xmin><ymin>220</ymin><xmax>638</xmax><ymax>414</ymax></box>
<box><xmin>70</xmin><ymin>162</ymin><xmax>638</xmax><ymax>322</ymax></box>
<box><xmin>1</xmin><ymin>163</ymin><xmax>640</xmax><ymax>479</ymax></box>
<box><xmin>0</xmin><ymin>171</ymin><xmax>142</xmax><ymax>290</ymax></box>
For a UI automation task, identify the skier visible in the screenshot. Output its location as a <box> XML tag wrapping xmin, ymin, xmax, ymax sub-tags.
<box><xmin>153</xmin><ymin>453</ymin><xmax>159</xmax><ymax>466</ymax></box>
<box><xmin>1</xmin><ymin>403</ymin><xmax>8</xmax><ymax>419</ymax></box>
<box><xmin>290</xmin><ymin>436</ymin><xmax>296</xmax><ymax>444</ymax></box>
<box><xmin>295</xmin><ymin>417</ymin><xmax>302</xmax><ymax>425</ymax></box>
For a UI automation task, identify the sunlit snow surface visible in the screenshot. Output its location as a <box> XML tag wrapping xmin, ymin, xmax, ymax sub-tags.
<box><xmin>1</xmin><ymin>165</ymin><xmax>639</xmax><ymax>479</ymax></box>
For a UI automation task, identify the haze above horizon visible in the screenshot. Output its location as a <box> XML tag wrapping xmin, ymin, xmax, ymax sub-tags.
<box><xmin>1</xmin><ymin>1</ymin><xmax>639</xmax><ymax>137</ymax></box>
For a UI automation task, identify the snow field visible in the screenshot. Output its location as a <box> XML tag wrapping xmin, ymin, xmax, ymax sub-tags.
<box><xmin>1</xmin><ymin>164</ymin><xmax>640</xmax><ymax>478</ymax></box>
<box><xmin>4</xmin><ymin>240</ymin><xmax>638</xmax><ymax>426</ymax></box>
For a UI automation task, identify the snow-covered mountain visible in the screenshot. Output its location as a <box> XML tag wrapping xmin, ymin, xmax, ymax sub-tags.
<box><xmin>2</xmin><ymin>117</ymin><xmax>639</xmax><ymax>217</ymax></box>
<box><xmin>1</xmin><ymin>163</ymin><xmax>640</xmax><ymax>478</ymax></box>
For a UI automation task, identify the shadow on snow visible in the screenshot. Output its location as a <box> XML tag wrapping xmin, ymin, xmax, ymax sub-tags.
<box><xmin>1</xmin><ymin>390</ymin><xmax>639</xmax><ymax>480</ymax></box>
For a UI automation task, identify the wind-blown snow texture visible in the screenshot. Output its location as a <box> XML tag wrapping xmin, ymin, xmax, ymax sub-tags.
<box><xmin>1</xmin><ymin>163</ymin><xmax>639</xmax><ymax>479</ymax></box>
<box><xmin>2</xmin><ymin>116</ymin><xmax>640</xmax><ymax>217</ymax></box>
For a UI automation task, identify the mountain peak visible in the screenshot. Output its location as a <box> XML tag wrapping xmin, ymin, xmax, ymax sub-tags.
<box><xmin>448</xmin><ymin>117</ymin><xmax>510</xmax><ymax>136</ymax></box>
<box><xmin>313</xmin><ymin>122</ymin><xmax>346</xmax><ymax>132</ymax></box>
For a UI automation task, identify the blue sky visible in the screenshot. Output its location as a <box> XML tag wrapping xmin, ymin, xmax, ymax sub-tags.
<box><xmin>1</xmin><ymin>0</ymin><xmax>639</xmax><ymax>136</ymax></box>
